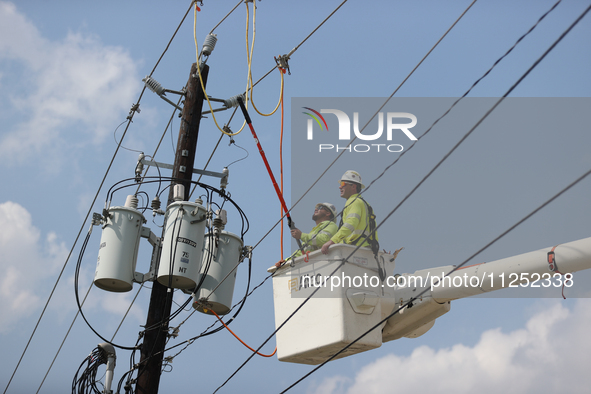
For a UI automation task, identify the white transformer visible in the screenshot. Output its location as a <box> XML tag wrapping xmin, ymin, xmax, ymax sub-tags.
<box><xmin>157</xmin><ymin>201</ymin><xmax>207</xmax><ymax>289</ymax></box>
<box><xmin>195</xmin><ymin>231</ymin><xmax>243</xmax><ymax>315</ymax></box>
<box><xmin>94</xmin><ymin>205</ymin><xmax>145</xmax><ymax>292</ymax></box>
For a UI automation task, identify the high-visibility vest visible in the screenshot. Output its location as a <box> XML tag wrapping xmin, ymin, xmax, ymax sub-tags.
<box><xmin>294</xmin><ymin>220</ymin><xmax>338</xmax><ymax>257</ymax></box>
<box><xmin>332</xmin><ymin>194</ymin><xmax>379</xmax><ymax>250</ymax></box>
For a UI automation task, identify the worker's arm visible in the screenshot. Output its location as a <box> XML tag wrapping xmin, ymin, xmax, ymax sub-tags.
<box><xmin>302</xmin><ymin>221</ymin><xmax>337</xmax><ymax>248</ymax></box>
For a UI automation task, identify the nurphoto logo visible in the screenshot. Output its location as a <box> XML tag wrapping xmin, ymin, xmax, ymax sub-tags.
<box><xmin>303</xmin><ymin>107</ymin><xmax>418</xmax><ymax>153</ymax></box>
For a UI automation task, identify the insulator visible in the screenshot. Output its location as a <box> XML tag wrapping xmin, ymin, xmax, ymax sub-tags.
<box><xmin>142</xmin><ymin>76</ymin><xmax>165</xmax><ymax>96</ymax></box>
<box><xmin>213</xmin><ymin>209</ymin><xmax>227</xmax><ymax>231</ymax></box>
<box><xmin>224</xmin><ymin>94</ymin><xmax>245</xmax><ymax>109</ymax></box>
<box><xmin>151</xmin><ymin>196</ymin><xmax>161</xmax><ymax>211</ymax></box>
<box><xmin>125</xmin><ymin>195</ymin><xmax>138</xmax><ymax>209</ymax></box>
<box><xmin>220</xmin><ymin>167</ymin><xmax>229</xmax><ymax>190</ymax></box>
<box><xmin>212</xmin><ymin>217</ymin><xmax>225</xmax><ymax>230</ymax></box>
<box><xmin>202</xmin><ymin>34</ymin><xmax>218</xmax><ymax>57</ymax></box>
<box><xmin>135</xmin><ymin>153</ymin><xmax>145</xmax><ymax>182</ymax></box>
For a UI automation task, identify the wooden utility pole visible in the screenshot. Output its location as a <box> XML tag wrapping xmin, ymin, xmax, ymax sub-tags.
<box><xmin>135</xmin><ymin>62</ymin><xmax>209</xmax><ymax>394</ymax></box>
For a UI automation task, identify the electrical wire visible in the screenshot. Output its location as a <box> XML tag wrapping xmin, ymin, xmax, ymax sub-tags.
<box><xmin>249</xmin><ymin>0</ymin><xmax>349</xmax><ymax>100</ymax></box>
<box><xmin>280</xmin><ymin>165</ymin><xmax>591</xmax><ymax>393</ymax></box>
<box><xmin>248</xmin><ymin>0</ymin><xmax>478</xmax><ymax>253</ymax></box>
<box><xmin>74</xmin><ymin>229</ymin><xmax>138</xmax><ymax>351</ymax></box>
<box><xmin>209</xmin><ymin>0</ymin><xmax>243</xmax><ymax>35</ymax></box>
<box><xmin>95</xmin><ymin>176</ymin><xmax>251</xmax><ymax>376</ymax></box>
<box><xmin>121</xmin><ymin>253</ymin><xmax>255</xmax><ymax>381</ymax></box>
<box><xmin>22</xmin><ymin>2</ymin><xmax>568</xmax><ymax>390</ymax></box>
<box><xmin>4</xmin><ymin>118</ymin><xmax>139</xmax><ymax>394</ymax></box>
<box><xmin>110</xmin><ymin>284</ymin><xmax>145</xmax><ymax>342</ymax></box>
<box><xmin>35</xmin><ymin>282</ymin><xmax>94</xmax><ymax>394</ymax></box>
<box><xmin>207</xmin><ymin>0</ymin><xmax>350</xmax><ymax>138</ymax></box>
<box><xmin>206</xmin><ymin>308</ymin><xmax>277</xmax><ymax>357</ymax></box>
<box><xmin>360</xmin><ymin>0</ymin><xmax>564</xmax><ymax>198</ymax></box>
<box><xmin>286</xmin><ymin>0</ymin><xmax>479</xmax><ymax>225</ymax></box>
<box><xmin>246</xmin><ymin>2</ymin><xmax>284</xmax><ymax>117</ymax></box>
<box><xmin>151</xmin><ymin>254</ymin><xmax>257</xmax><ymax>362</ymax></box>
<box><xmin>71</xmin><ymin>347</ymin><xmax>103</xmax><ymax>394</ymax></box>
<box><xmin>213</xmin><ymin>3</ymin><xmax>590</xmax><ymax>388</ymax></box>
<box><xmin>194</xmin><ymin>2</ymin><xmax>248</xmax><ymax>136</ymax></box>
<box><xmin>3</xmin><ymin>5</ymin><xmax>197</xmax><ymax>392</ymax></box>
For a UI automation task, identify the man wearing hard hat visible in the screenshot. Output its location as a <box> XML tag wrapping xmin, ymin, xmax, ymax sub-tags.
<box><xmin>321</xmin><ymin>170</ymin><xmax>379</xmax><ymax>255</ymax></box>
<box><xmin>290</xmin><ymin>202</ymin><xmax>338</xmax><ymax>257</ymax></box>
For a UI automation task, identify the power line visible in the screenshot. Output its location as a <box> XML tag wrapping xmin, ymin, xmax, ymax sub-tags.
<box><xmin>34</xmin><ymin>282</ymin><xmax>93</xmax><ymax>394</ymax></box>
<box><xmin>277</xmin><ymin>3</ymin><xmax>591</xmax><ymax>389</ymax></box>
<box><xmin>209</xmin><ymin>0</ymin><xmax>243</xmax><ymax>35</ymax></box>
<box><xmin>120</xmin><ymin>0</ymin><xmax>569</xmax><ymax>388</ymax></box>
<box><xmin>250</xmin><ymin>0</ymin><xmax>564</xmax><ymax>254</ymax></box>
<box><xmin>218</xmin><ymin>0</ymin><xmax>351</xmax><ymax>132</ymax></box>
<box><xmin>248</xmin><ymin>0</ymin><xmax>478</xmax><ymax>252</ymax></box>
<box><xmin>213</xmin><ymin>3</ymin><xmax>590</xmax><ymax>389</ymax></box>
<box><xmin>3</xmin><ymin>5</ymin><xmax>198</xmax><ymax>393</ymax></box>
<box><xmin>110</xmin><ymin>285</ymin><xmax>145</xmax><ymax>342</ymax></box>
<box><xmin>281</xmin><ymin>166</ymin><xmax>591</xmax><ymax>393</ymax></box>
<box><xmin>361</xmin><ymin>0</ymin><xmax>564</xmax><ymax>196</ymax></box>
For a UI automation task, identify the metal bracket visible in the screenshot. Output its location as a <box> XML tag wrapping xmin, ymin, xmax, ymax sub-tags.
<box><xmin>140</xmin><ymin>158</ymin><xmax>227</xmax><ymax>179</ymax></box>
<box><xmin>133</xmin><ymin>227</ymin><xmax>161</xmax><ymax>283</ymax></box>
<box><xmin>274</xmin><ymin>54</ymin><xmax>291</xmax><ymax>75</ymax></box>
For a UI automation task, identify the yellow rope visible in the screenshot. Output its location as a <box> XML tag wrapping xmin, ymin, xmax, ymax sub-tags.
<box><xmin>246</xmin><ymin>2</ymin><xmax>284</xmax><ymax>117</ymax></box>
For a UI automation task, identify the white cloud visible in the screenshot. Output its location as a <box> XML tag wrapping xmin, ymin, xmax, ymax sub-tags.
<box><xmin>0</xmin><ymin>1</ymin><xmax>140</xmax><ymax>166</ymax></box>
<box><xmin>0</xmin><ymin>201</ymin><xmax>68</xmax><ymax>333</ymax></box>
<box><xmin>310</xmin><ymin>300</ymin><xmax>591</xmax><ymax>394</ymax></box>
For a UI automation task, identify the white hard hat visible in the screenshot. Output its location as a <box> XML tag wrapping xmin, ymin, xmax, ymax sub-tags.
<box><xmin>315</xmin><ymin>202</ymin><xmax>337</xmax><ymax>220</ymax></box>
<box><xmin>340</xmin><ymin>170</ymin><xmax>365</xmax><ymax>189</ymax></box>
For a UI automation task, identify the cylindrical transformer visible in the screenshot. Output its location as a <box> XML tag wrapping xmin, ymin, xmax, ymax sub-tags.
<box><xmin>195</xmin><ymin>231</ymin><xmax>243</xmax><ymax>315</ymax></box>
<box><xmin>94</xmin><ymin>206</ymin><xmax>145</xmax><ymax>292</ymax></box>
<box><xmin>157</xmin><ymin>201</ymin><xmax>207</xmax><ymax>289</ymax></box>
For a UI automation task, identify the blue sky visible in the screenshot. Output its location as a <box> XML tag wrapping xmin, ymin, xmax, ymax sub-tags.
<box><xmin>1</xmin><ymin>1</ymin><xmax>591</xmax><ymax>393</ymax></box>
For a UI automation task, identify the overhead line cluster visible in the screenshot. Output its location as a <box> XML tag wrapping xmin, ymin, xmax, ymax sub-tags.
<box><xmin>214</xmin><ymin>0</ymin><xmax>591</xmax><ymax>392</ymax></box>
<box><xmin>4</xmin><ymin>1</ymin><xmax>242</xmax><ymax>393</ymax></box>
<box><xmin>8</xmin><ymin>0</ymin><xmax>584</xmax><ymax>393</ymax></box>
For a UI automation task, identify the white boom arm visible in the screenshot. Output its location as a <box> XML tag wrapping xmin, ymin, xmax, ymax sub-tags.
<box><xmin>413</xmin><ymin>237</ymin><xmax>591</xmax><ymax>302</ymax></box>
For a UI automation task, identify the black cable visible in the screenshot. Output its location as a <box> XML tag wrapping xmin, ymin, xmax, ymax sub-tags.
<box><xmin>214</xmin><ymin>3</ymin><xmax>591</xmax><ymax>388</ymax></box>
<box><xmin>5</xmin><ymin>3</ymin><xmax>197</xmax><ymax>383</ymax></box>
<box><xmin>23</xmin><ymin>4</ymin><xmax>224</xmax><ymax>393</ymax></box>
<box><xmin>74</xmin><ymin>230</ymin><xmax>139</xmax><ymax>351</ymax></box>
<box><xmin>148</xmin><ymin>254</ymin><xmax>255</xmax><ymax>363</ymax></box>
<box><xmin>103</xmin><ymin>174</ymin><xmax>252</xmax><ymax>377</ymax></box>
<box><xmin>72</xmin><ymin>348</ymin><xmax>102</xmax><ymax>394</ymax></box>
<box><xmin>250</xmin><ymin>0</ymin><xmax>558</xmax><ymax>254</ymax></box>
<box><xmin>360</xmin><ymin>0</ymin><xmax>565</xmax><ymax>198</ymax></box>
<box><xmin>247</xmin><ymin>0</ymin><xmax>479</xmax><ymax>252</ymax></box>
<box><xmin>277</xmin><ymin>4</ymin><xmax>591</xmax><ymax>390</ymax></box>
<box><xmin>281</xmin><ymin>165</ymin><xmax>591</xmax><ymax>392</ymax></box>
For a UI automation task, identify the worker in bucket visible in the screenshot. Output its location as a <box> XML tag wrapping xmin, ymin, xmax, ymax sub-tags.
<box><xmin>321</xmin><ymin>170</ymin><xmax>379</xmax><ymax>255</ymax></box>
<box><xmin>290</xmin><ymin>202</ymin><xmax>338</xmax><ymax>257</ymax></box>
